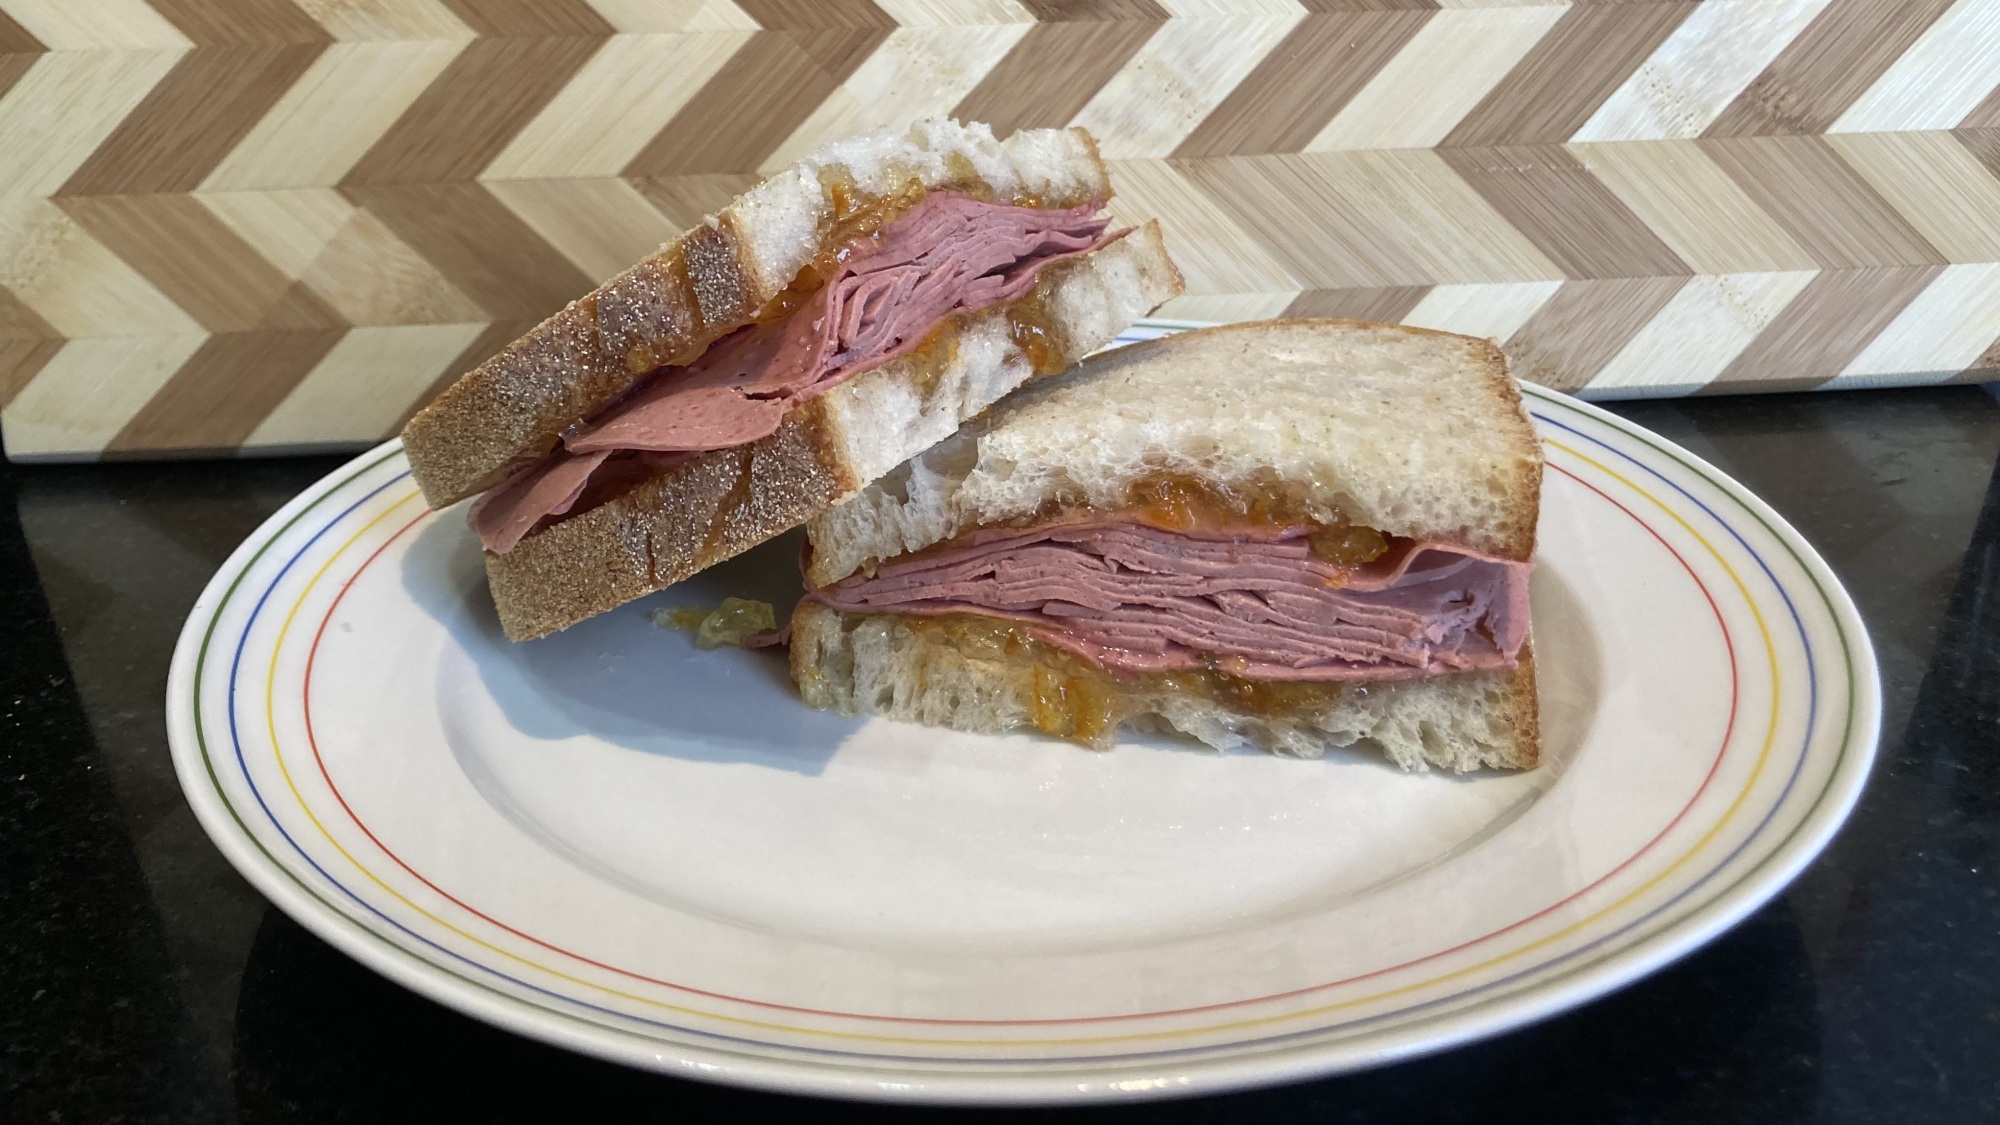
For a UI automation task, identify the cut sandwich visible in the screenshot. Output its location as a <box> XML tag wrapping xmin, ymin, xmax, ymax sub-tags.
<box><xmin>790</xmin><ymin>319</ymin><xmax>1543</xmax><ymax>771</ymax></box>
<box><xmin>400</xmin><ymin>119</ymin><xmax>1183</xmax><ymax>640</ymax></box>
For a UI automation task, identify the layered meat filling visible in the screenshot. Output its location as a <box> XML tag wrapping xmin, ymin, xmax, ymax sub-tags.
<box><xmin>469</xmin><ymin>192</ymin><xmax>1125</xmax><ymax>554</ymax></box>
<box><xmin>807</xmin><ymin>521</ymin><xmax>1531</xmax><ymax>682</ymax></box>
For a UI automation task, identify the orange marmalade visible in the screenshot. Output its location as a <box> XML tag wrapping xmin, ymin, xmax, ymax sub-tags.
<box><xmin>754</xmin><ymin>174</ymin><xmax>1092</xmax><ymax>380</ymax></box>
<box><xmin>849</xmin><ymin>472</ymin><xmax>1392</xmax><ymax>580</ymax></box>
<box><xmin>1021</xmin><ymin>473</ymin><xmax>1386</xmax><ymax>563</ymax></box>
<box><xmin>905</xmin><ymin>613</ymin><xmax>1359</xmax><ymax>748</ymax></box>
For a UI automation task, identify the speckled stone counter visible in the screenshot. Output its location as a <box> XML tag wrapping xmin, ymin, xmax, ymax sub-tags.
<box><xmin>5</xmin><ymin>387</ymin><xmax>1997</xmax><ymax>1124</ymax></box>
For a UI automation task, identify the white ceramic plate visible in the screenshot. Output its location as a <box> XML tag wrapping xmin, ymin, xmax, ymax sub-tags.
<box><xmin>167</xmin><ymin>322</ymin><xmax>1879</xmax><ymax>1105</ymax></box>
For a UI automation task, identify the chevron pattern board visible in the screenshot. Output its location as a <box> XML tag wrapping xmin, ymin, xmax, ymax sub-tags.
<box><xmin>4</xmin><ymin>0</ymin><xmax>2000</xmax><ymax>459</ymax></box>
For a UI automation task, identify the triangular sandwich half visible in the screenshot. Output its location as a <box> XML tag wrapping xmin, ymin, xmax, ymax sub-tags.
<box><xmin>792</xmin><ymin>319</ymin><xmax>1542</xmax><ymax>771</ymax></box>
<box><xmin>400</xmin><ymin>119</ymin><xmax>1182</xmax><ymax>640</ymax></box>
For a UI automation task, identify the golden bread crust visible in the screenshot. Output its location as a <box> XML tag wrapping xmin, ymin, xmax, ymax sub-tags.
<box><xmin>486</xmin><ymin>402</ymin><xmax>852</xmax><ymax>641</ymax></box>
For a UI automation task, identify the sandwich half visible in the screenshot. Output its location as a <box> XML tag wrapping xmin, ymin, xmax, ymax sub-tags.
<box><xmin>791</xmin><ymin>319</ymin><xmax>1543</xmax><ymax>771</ymax></box>
<box><xmin>400</xmin><ymin>119</ymin><xmax>1182</xmax><ymax>640</ymax></box>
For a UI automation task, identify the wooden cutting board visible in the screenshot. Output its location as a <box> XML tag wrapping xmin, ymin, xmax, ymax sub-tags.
<box><xmin>4</xmin><ymin>0</ymin><xmax>1999</xmax><ymax>460</ymax></box>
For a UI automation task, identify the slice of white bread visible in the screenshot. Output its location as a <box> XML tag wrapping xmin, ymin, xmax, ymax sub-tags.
<box><xmin>485</xmin><ymin>228</ymin><xmax>1182</xmax><ymax>640</ymax></box>
<box><xmin>795</xmin><ymin>319</ymin><xmax>1542</xmax><ymax>770</ymax></box>
<box><xmin>402</xmin><ymin>119</ymin><xmax>1114</xmax><ymax>510</ymax></box>
<box><xmin>807</xmin><ymin>319</ymin><xmax>1542</xmax><ymax>588</ymax></box>
<box><xmin>790</xmin><ymin>602</ymin><xmax>1539</xmax><ymax>771</ymax></box>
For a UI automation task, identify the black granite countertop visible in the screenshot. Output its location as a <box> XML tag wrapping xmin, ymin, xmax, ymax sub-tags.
<box><xmin>4</xmin><ymin>387</ymin><xmax>1997</xmax><ymax>1124</ymax></box>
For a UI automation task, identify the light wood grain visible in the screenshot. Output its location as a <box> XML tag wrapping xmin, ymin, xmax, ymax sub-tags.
<box><xmin>1824</xmin><ymin>130</ymin><xmax>2000</xmax><ymax>262</ymax></box>
<box><xmin>0</xmin><ymin>49</ymin><xmax>186</xmax><ymax>197</ymax></box>
<box><xmin>3</xmin><ymin>0</ymin><xmax>1998</xmax><ymax>459</ymax></box>
<box><xmin>2</xmin><ymin>334</ymin><xmax>205</xmax><ymax>457</ymax></box>
<box><xmin>4</xmin><ymin>0</ymin><xmax>189</xmax><ymax>49</ymax></box>
<box><xmin>1573</xmin><ymin>0</ymin><xmax>1830</xmax><ymax>142</ymax></box>
<box><xmin>1402</xmin><ymin>280</ymin><xmax>1563</xmax><ymax>344</ymax></box>
<box><xmin>1830</xmin><ymin>0</ymin><xmax>2000</xmax><ymax>133</ymax></box>
<box><xmin>1589</xmin><ymin>271</ymin><xmax>1815</xmax><ymax>395</ymax></box>
<box><xmin>0</xmin><ymin>199</ymin><xmax>201</xmax><ymax>337</ymax></box>
<box><xmin>484</xmin><ymin>32</ymin><xmax>751</xmax><ymax>180</ymax></box>
<box><xmin>298</xmin><ymin>206</ymin><xmax>487</xmax><ymax>326</ymax></box>
<box><xmin>583</xmin><ymin>0</ymin><xmax>761</xmax><ymax>34</ymax></box>
<box><xmin>292</xmin><ymin>0</ymin><xmax>474</xmax><ymax>41</ymax></box>
<box><xmin>1104</xmin><ymin>157</ymin><xmax>1300</xmax><ymax>295</ymax></box>
<box><xmin>202</xmin><ymin>38</ymin><xmax>464</xmax><ymax>188</ymax></box>
<box><xmin>1072</xmin><ymin>10</ymin><xmax>1296</xmax><ymax>159</ymax></box>
<box><xmin>1835</xmin><ymin>263</ymin><xmax>2000</xmax><ymax>381</ymax></box>
<box><xmin>196</xmin><ymin>187</ymin><xmax>350</xmax><ymax>276</ymax></box>
<box><xmin>250</xmin><ymin>321</ymin><xmax>484</xmax><ymax>445</ymax></box>
<box><xmin>485</xmin><ymin>176</ymin><xmax>678</xmax><ymax>282</ymax></box>
<box><xmin>1573</xmin><ymin>140</ymin><xmax>1816</xmax><ymax>274</ymax></box>
<box><xmin>766</xmin><ymin>23</ymin><xmax>1027</xmax><ymax>170</ymax></box>
<box><xmin>1306</xmin><ymin>6</ymin><xmax>1566</xmax><ymax>153</ymax></box>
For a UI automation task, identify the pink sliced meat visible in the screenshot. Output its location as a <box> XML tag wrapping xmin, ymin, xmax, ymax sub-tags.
<box><xmin>805</xmin><ymin>522</ymin><xmax>1531</xmax><ymax>682</ymax></box>
<box><xmin>465</xmin><ymin>449</ymin><xmax>611</xmax><ymax>556</ymax></box>
<box><xmin>471</xmin><ymin>192</ymin><xmax>1122</xmax><ymax>554</ymax></box>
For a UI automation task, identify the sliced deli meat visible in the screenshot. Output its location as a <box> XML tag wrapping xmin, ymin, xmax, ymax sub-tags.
<box><xmin>471</xmin><ymin>192</ymin><xmax>1124</xmax><ymax>555</ymax></box>
<box><xmin>806</xmin><ymin>522</ymin><xmax>1531</xmax><ymax>681</ymax></box>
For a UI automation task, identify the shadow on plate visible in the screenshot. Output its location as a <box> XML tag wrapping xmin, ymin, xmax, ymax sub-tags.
<box><xmin>401</xmin><ymin>511</ymin><xmax>859</xmax><ymax>775</ymax></box>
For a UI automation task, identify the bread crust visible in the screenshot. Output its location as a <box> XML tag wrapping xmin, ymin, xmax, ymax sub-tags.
<box><xmin>401</xmin><ymin>124</ymin><xmax>1113</xmax><ymax>509</ymax></box>
<box><xmin>401</xmin><ymin>221</ymin><xmax>764</xmax><ymax>510</ymax></box>
<box><xmin>483</xmin><ymin>224</ymin><xmax>1183</xmax><ymax>640</ymax></box>
<box><xmin>487</xmin><ymin>403</ymin><xmax>853</xmax><ymax>641</ymax></box>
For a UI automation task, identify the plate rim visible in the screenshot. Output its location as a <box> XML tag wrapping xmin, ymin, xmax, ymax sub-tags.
<box><xmin>165</xmin><ymin>362</ymin><xmax>1881</xmax><ymax>1105</ymax></box>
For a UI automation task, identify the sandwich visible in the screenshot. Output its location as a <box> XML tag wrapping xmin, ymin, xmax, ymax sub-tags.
<box><xmin>790</xmin><ymin>320</ymin><xmax>1543</xmax><ymax>771</ymax></box>
<box><xmin>399</xmin><ymin>119</ymin><xmax>1182</xmax><ymax>640</ymax></box>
